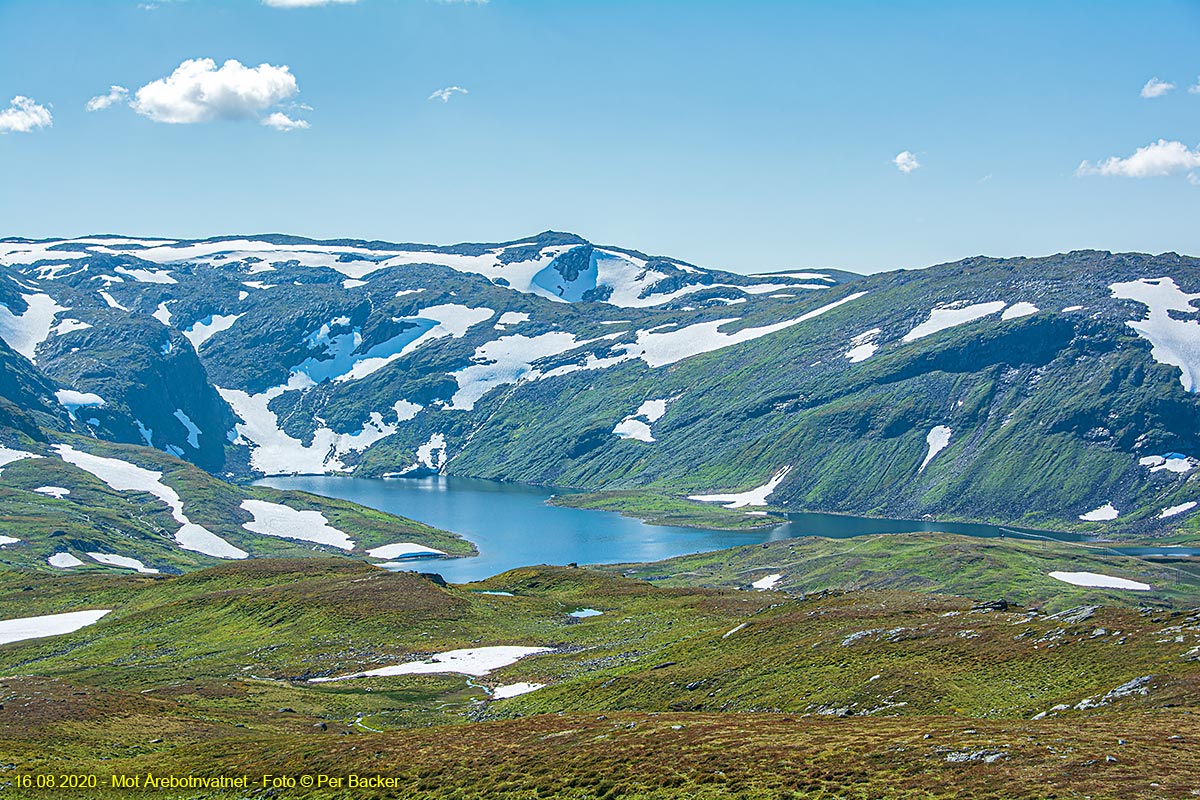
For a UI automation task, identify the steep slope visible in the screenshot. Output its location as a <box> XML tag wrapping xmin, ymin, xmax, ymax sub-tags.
<box><xmin>2</xmin><ymin>235</ymin><xmax>1199</xmax><ymax>536</ymax></box>
<box><xmin>0</xmin><ymin>435</ymin><xmax>471</xmax><ymax>574</ymax></box>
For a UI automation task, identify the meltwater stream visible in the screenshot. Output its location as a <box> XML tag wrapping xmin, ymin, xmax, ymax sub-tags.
<box><xmin>255</xmin><ymin>475</ymin><xmax>1113</xmax><ymax>583</ymax></box>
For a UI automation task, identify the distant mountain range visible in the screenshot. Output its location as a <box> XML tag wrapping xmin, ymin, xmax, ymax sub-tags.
<box><xmin>1</xmin><ymin>232</ymin><xmax>1198</xmax><ymax>571</ymax></box>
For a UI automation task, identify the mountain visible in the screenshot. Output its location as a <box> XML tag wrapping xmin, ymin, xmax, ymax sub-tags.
<box><xmin>1</xmin><ymin>233</ymin><xmax>1198</xmax><ymax>540</ymax></box>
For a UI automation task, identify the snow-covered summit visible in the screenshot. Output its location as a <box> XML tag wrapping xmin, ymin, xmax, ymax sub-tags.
<box><xmin>0</xmin><ymin>231</ymin><xmax>827</xmax><ymax>309</ymax></box>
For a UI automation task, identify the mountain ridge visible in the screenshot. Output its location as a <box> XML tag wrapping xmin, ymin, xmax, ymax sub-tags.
<box><xmin>0</xmin><ymin>233</ymin><xmax>1198</xmax><ymax>563</ymax></box>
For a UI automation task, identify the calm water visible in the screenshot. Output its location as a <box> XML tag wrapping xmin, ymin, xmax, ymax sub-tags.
<box><xmin>256</xmin><ymin>475</ymin><xmax>1090</xmax><ymax>582</ymax></box>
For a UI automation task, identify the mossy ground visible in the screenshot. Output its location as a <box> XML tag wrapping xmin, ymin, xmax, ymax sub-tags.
<box><xmin>0</xmin><ymin>558</ymin><xmax>1197</xmax><ymax>797</ymax></box>
<box><xmin>607</xmin><ymin>531</ymin><xmax>1200</xmax><ymax>614</ymax></box>
<box><xmin>548</xmin><ymin>490</ymin><xmax>777</xmax><ymax>531</ymax></box>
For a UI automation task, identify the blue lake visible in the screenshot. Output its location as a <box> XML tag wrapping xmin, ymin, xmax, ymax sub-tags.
<box><xmin>256</xmin><ymin>475</ymin><xmax>1093</xmax><ymax>583</ymax></box>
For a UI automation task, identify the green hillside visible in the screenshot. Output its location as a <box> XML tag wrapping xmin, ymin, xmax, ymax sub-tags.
<box><xmin>0</xmin><ymin>559</ymin><xmax>1197</xmax><ymax>798</ymax></box>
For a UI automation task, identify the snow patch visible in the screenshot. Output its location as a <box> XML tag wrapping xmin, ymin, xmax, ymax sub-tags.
<box><xmin>770</xmin><ymin>272</ymin><xmax>835</xmax><ymax>281</ymax></box>
<box><xmin>0</xmin><ymin>446</ymin><xmax>35</xmax><ymax>468</ymax></box>
<box><xmin>416</xmin><ymin>433</ymin><xmax>448</xmax><ymax>471</ymax></box>
<box><xmin>47</xmin><ymin>552</ymin><xmax>84</xmax><ymax>569</ymax></box>
<box><xmin>311</xmin><ymin>645</ymin><xmax>552</xmax><ymax>681</ymax></box>
<box><xmin>449</xmin><ymin>332</ymin><xmax>591</xmax><ymax>410</ymax></box>
<box><xmin>87</xmin><ymin>552</ymin><xmax>158</xmax><ymax>573</ymax></box>
<box><xmin>751</xmin><ymin>574</ymin><xmax>782</xmax><ymax>590</ymax></box>
<box><xmin>34</xmin><ymin>486</ymin><xmax>70</xmax><ymax>499</ymax></box>
<box><xmin>218</xmin><ymin>377</ymin><xmax>409</xmax><ymax>474</ymax></box>
<box><xmin>240</xmin><ymin>499</ymin><xmax>354</xmax><ymax>550</ymax></box>
<box><xmin>919</xmin><ymin>425</ymin><xmax>952</xmax><ymax>472</ymax></box>
<box><xmin>152</xmin><ymin>301</ymin><xmax>173</xmax><ymax>325</ymax></box>
<box><xmin>115</xmin><ymin>266</ymin><xmax>176</xmax><ymax>284</ymax></box>
<box><xmin>613</xmin><ymin>398</ymin><xmax>670</xmax><ymax>442</ymax></box>
<box><xmin>53</xmin><ymin>444</ymin><xmax>247</xmax><ymax>559</ymax></box>
<box><xmin>494</xmin><ymin>311</ymin><xmax>529</xmax><ymax>330</ymax></box>
<box><xmin>0</xmin><ymin>293</ymin><xmax>69</xmax><ymax>361</ymax></box>
<box><xmin>0</xmin><ymin>609</ymin><xmax>111</xmax><ymax>645</ymax></box>
<box><xmin>393</xmin><ymin>400</ymin><xmax>422</xmax><ymax>421</ymax></box>
<box><xmin>183</xmin><ymin>313</ymin><xmax>242</xmax><ymax>349</ymax></box>
<box><xmin>689</xmin><ymin>466</ymin><xmax>792</xmax><ymax>509</ymax></box>
<box><xmin>292</xmin><ymin>305</ymin><xmax>494</xmax><ymax>386</ymax></box>
<box><xmin>366</xmin><ymin>542</ymin><xmax>447</xmax><ymax>559</ymax></box>
<box><xmin>51</xmin><ymin>318</ymin><xmax>91</xmax><ymax>336</ymax></box>
<box><xmin>341</xmin><ymin>304</ymin><xmax>494</xmax><ymax>383</ymax></box>
<box><xmin>491</xmin><ymin>682</ymin><xmax>545</xmax><ymax>699</ymax></box>
<box><xmin>447</xmin><ymin>294</ymin><xmax>867</xmax><ymax>410</ymax></box>
<box><xmin>98</xmin><ymin>291</ymin><xmax>128</xmax><ymax>311</ymax></box>
<box><xmin>1048</xmin><ymin>571</ymin><xmax>1151</xmax><ymax>590</ymax></box>
<box><xmin>1110</xmin><ymin>277</ymin><xmax>1200</xmax><ymax>391</ymax></box>
<box><xmin>845</xmin><ymin>328</ymin><xmax>882</xmax><ymax>363</ymax></box>
<box><xmin>722</xmin><ymin>622</ymin><xmax>749</xmax><ymax>639</ymax></box>
<box><xmin>1001</xmin><ymin>302</ymin><xmax>1039</xmax><ymax>320</ymax></box>
<box><xmin>902</xmin><ymin>301</ymin><xmax>1007</xmax><ymax>342</ymax></box>
<box><xmin>56</xmin><ymin>389</ymin><xmax>105</xmax><ymax>419</ymax></box>
<box><xmin>632</xmin><ymin>293</ymin><xmax>868</xmax><ymax>369</ymax></box>
<box><xmin>1079</xmin><ymin>503</ymin><xmax>1119</xmax><ymax>522</ymax></box>
<box><xmin>1159</xmin><ymin>501</ymin><xmax>1197</xmax><ymax>519</ymax></box>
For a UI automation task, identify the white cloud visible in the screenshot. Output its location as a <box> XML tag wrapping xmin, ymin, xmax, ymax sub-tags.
<box><xmin>429</xmin><ymin>86</ymin><xmax>468</xmax><ymax>102</ymax></box>
<box><xmin>1140</xmin><ymin>77</ymin><xmax>1174</xmax><ymax>98</ymax></box>
<box><xmin>1076</xmin><ymin>139</ymin><xmax>1200</xmax><ymax>179</ymax></box>
<box><xmin>893</xmin><ymin>150</ymin><xmax>920</xmax><ymax>174</ymax></box>
<box><xmin>1191</xmin><ymin>77</ymin><xmax>1200</xmax><ymax>95</ymax></box>
<box><xmin>262</xmin><ymin>112</ymin><xmax>310</xmax><ymax>131</ymax></box>
<box><xmin>263</xmin><ymin>0</ymin><xmax>357</xmax><ymax>6</ymax></box>
<box><xmin>131</xmin><ymin>58</ymin><xmax>300</xmax><ymax>124</ymax></box>
<box><xmin>85</xmin><ymin>85</ymin><xmax>129</xmax><ymax>112</ymax></box>
<box><xmin>0</xmin><ymin>96</ymin><xmax>52</xmax><ymax>134</ymax></box>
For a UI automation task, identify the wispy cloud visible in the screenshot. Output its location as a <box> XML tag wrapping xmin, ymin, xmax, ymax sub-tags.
<box><xmin>85</xmin><ymin>85</ymin><xmax>129</xmax><ymax>112</ymax></box>
<box><xmin>429</xmin><ymin>86</ymin><xmax>468</xmax><ymax>102</ymax></box>
<box><xmin>1190</xmin><ymin>77</ymin><xmax>1200</xmax><ymax>95</ymax></box>
<box><xmin>1076</xmin><ymin>139</ymin><xmax>1200</xmax><ymax>180</ymax></box>
<box><xmin>0</xmin><ymin>96</ymin><xmax>53</xmax><ymax>134</ymax></box>
<box><xmin>1140</xmin><ymin>77</ymin><xmax>1174</xmax><ymax>98</ymax></box>
<box><xmin>263</xmin><ymin>0</ymin><xmax>357</xmax><ymax>7</ymax></box>
<box><xmin>131</xmin><ymin>58</ymin><xmax>306</xmax><ymax>129</ymax></box>
<box><xmin>261</xmin><ymin>111</ymin><xmax>310</xmax><ymax>131</ymax></box>
<box><xmin>893</xmin><ymin>150</ymin><xmax>920</xmax><ymax>174</ymax></box>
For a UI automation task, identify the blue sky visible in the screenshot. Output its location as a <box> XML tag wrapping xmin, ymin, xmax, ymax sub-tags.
<box><xmin>1</xmin><ymin>0</ymin><xmax>1199</xmax><ymax>274</ymax></box>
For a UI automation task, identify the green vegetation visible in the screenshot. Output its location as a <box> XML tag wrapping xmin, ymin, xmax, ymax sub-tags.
<box><xmin>7</xmin><ymin>241</ymin><xmax>1200</xmax><ymax>539</ymax></box>
<box><xmin>607</xmin><ymin>532</ymin><xmax>1200</xmax><ymax>613</ymax></box>
<box><xmin>2</xmin><ymin>241</ymin><xmax>1200</xmax><ymax>796</ymax></box>
<box><xmin>0</xmin><ymin>436</ymin><xmax>472</xmax><ymax>575</ymax></box>
<box><xmin>0</xmin><ymin>558</ymin><xmax>1197</xmax><ymax>797</ymax></box>
<box><xmin>548</xmin><ymin>490</ymin><xmax>777</xmax><ymax>530</ymax></box>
